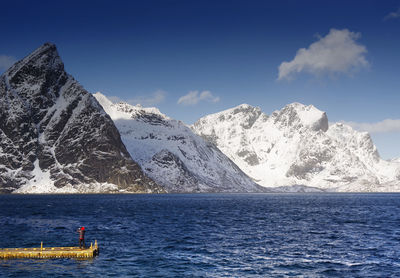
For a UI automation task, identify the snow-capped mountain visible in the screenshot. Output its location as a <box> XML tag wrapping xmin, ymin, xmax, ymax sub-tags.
<box><xmin>94</xmin><ymin>93</ymin><xmax>264</xmax><ymax>193</ymax></box>
<box><xmin>192</xmin><ymin>103</ymin><xmax>400</xmax><ymax>192</ymax></box>
<box><xmin>0</xmin><ymin>43</ymin><xmax>163</xmax><ymax>193</ymax></box>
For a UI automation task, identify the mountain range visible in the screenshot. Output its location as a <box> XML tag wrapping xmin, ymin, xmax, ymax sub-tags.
<box><xmin>93</xmin><ymin>93</ymin><xmax>264</xmax><ymax>193</ymax></box>
<box><xmin>1</xmin><ymin>43</ymin><xmax>399</xmax><ymax>193</ymax></box>
<box><xmin>192</xmin><ymin>103</ymin><xmax>400</xmax><ymax>192</ymax></box>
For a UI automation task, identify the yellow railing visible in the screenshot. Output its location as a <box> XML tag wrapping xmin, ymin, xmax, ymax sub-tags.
<box><xmin>0</xmin><ymin>241</ymin><xmax>99</xmax><ymax>259</ymax></box>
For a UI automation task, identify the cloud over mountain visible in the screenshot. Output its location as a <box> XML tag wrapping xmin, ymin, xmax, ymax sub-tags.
<box><xmin>177</xmin><ymin>90</ymin><xmax>220</xmax><ymax>106</ymax></box>
<box><xmin>341</xmin><ymin>119</ymin><xmax>400</xmax><ymax>133</ymax></box>
<box><xmin>278</xmin><ymin>29</ymin><xmax>368</xmax><ymax>81</ymax></box>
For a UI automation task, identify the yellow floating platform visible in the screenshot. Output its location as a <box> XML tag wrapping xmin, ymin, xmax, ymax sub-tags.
<box><xmin>0</xmin><ymin>240</ymin><xmax>99</xmax><ymax>259</ymax></box>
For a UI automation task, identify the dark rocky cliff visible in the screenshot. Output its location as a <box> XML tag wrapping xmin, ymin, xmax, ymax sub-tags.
<box><xmin>0</xmin><ymin>43</ymin><xmax>163</xmax><ymax>193</ymax></box>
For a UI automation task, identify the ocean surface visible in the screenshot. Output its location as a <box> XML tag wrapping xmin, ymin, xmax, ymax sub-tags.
<box><xmin>1</xmin><ymin>193</ymin><xmax>400</xmax><ymax>277</ymax></box>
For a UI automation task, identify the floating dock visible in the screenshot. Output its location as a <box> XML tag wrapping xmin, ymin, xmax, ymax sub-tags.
<box><xmin>0</xmin><ymin>240</ymin><xmax>99</xmax><ymax>259</ymax></box>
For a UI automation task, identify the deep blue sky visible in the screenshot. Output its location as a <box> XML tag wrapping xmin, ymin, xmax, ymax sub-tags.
<box><xmin>0</xmin><ymin>0</ymin><xmax>399</xmax><ymax>158</ymax></box>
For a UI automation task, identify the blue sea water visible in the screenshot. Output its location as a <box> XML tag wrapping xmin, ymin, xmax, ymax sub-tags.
<box><xmin>1</xmin><ymin>193</ymin><xmax>400</xmax><ymax>277</ymax></box>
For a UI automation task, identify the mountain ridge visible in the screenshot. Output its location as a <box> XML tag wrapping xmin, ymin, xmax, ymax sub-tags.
<box><xmin>0</xmin><ymin>43</ymin><xmax>163</xmax><ymax>193</ymax></box>
<box><xmin>94</xmin><ymin>92</ymin><xmax>265</xmax><ymax>193</ymax></box>
<box><xmin>192</xmin><ymin>103</ymin><xmax>400</xmax><ymax>192</ymax></box>
<box><xmin>2</xmin><ymin>42</ymin><xmax>398</xmax><ymax>193</ymax></box>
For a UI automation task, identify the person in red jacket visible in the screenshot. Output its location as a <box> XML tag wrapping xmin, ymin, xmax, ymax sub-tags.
<box><xmin>77</xmin><ymin>227</ymin><xmax>85</xmax><ymax>249</ymax></box>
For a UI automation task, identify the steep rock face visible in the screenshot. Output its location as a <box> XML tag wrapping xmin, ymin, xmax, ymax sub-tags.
<box><xmin>94</xmin><ymin>93</ymin><xmax>264</xmax><ymax>193</ymax></box>
<box><xmin>0</xmin><ymin>43</ymin><xmax>163</xmax><ymax>193</ymax></box>
<box><xmin>192</xmin><ymin>103</ymin><xmax>400</xmax><ymax>192</ymax></box>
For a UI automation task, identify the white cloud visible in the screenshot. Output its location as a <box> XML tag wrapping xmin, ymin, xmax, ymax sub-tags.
<box><xmin>177</xmin><ymin>90</ymin><xmax>220</xmax><ymax>106</ymax></box>
<box><xmin>0</xmin><ymin>55</ymin><xmax>16</xmax><ymax>71</ymax></box>
<box><xmin>384</xmin><ymin>8</ymin><xmax>400</xmax><ymax>20</ymax></box>
<box><xmin>341</xmin><ymin>119</ymin><xmax>400</xmax><ymax>133</ymax></box>
<box><xmin>278</xmin><ymin>29</ymin><xmax>368</xmax><ymax>81</ymax></box>
<box><xmin>108</xmin><ymin>90</ymin><xmax>166</xmax><ymax>107</ymax></box>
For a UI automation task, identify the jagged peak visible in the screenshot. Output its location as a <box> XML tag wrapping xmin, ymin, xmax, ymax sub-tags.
<box><xmin>193</xmin><ymin>103</ymin><xmax>264</xmax><ymax>131</ymax></box>
<box><xmin>94</xmin><ymin>92</ymin><xmax>167</xmax><ymax>120</ymax></box>
<box><xmin>4</xmin><ymin>42</ymin><xmax>64</xmax><ymax>81</ymax></box>
<box><xmin>211</xmin><ymin>103</ymin><xmax>260</xmax><ymax>115</ymax></box>
<box><xmin>230</xmin><ymin>103</ymin><xmax>261</xmax><ymax>114</ymax></box>
<box><xmin>272</xmin><ymin>102</ymin><xmax>329</xmax><ymax>132</ymax></box>
<box><xmin>235</xmin><ymin>103</ymin><xmax>254</xmax><ymax>109</ymax></box>
<box><xmin>28</xmin><ymin>42</ymin><xmax>57</xmax><ymax>57</ymax></box>
<box><xmin>198</xmin><ymin>103</ymin><xmax>261</xmax><ymax>121</ymax></box>
<box><xmin>329</xmin><ymin>122</ymin><xmax>372</xmax><ymax>140</ymax></box>
<box><xmin>285</xmin><ymin>102</ymin><xmax>311</xmax><ymax>108</ymax></box>
<box><xmin>328</xmin><ymin>122</ymin><xmax>380</xmax><ymax>160</ymax></box>
<box><xmin>282</xmin><ymin>102</ymin><xmax>322</xmax><ymax>117</ymax></box>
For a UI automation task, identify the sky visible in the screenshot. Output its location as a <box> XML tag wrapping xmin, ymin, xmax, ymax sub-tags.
<box><xmin>0</xmin><ymin>0</ymin><xmax>399</xmax><ymax>159</ymax></box>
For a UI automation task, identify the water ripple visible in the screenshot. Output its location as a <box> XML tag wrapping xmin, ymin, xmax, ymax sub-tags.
<box><xmin>1</xmin><ymin>193</ymin><xmax>400</xmax><ymax>277</ymax></box>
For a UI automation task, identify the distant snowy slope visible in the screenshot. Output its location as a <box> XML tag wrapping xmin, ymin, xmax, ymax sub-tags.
<box><xmin>94</xmin><ymin>93</ymin><xmax>264</xmax><ymax>193</ymax></box>
<box><xmin>192</xmin><ymin>103</ymin><xmax>400</xmax><ymax>192</ymax></box>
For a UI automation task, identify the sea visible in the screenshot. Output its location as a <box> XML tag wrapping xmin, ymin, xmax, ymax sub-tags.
<box><xmin>1</xmin><ymin>193</ymin><xmax>400</xmax><ymax>277</ymax></box>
